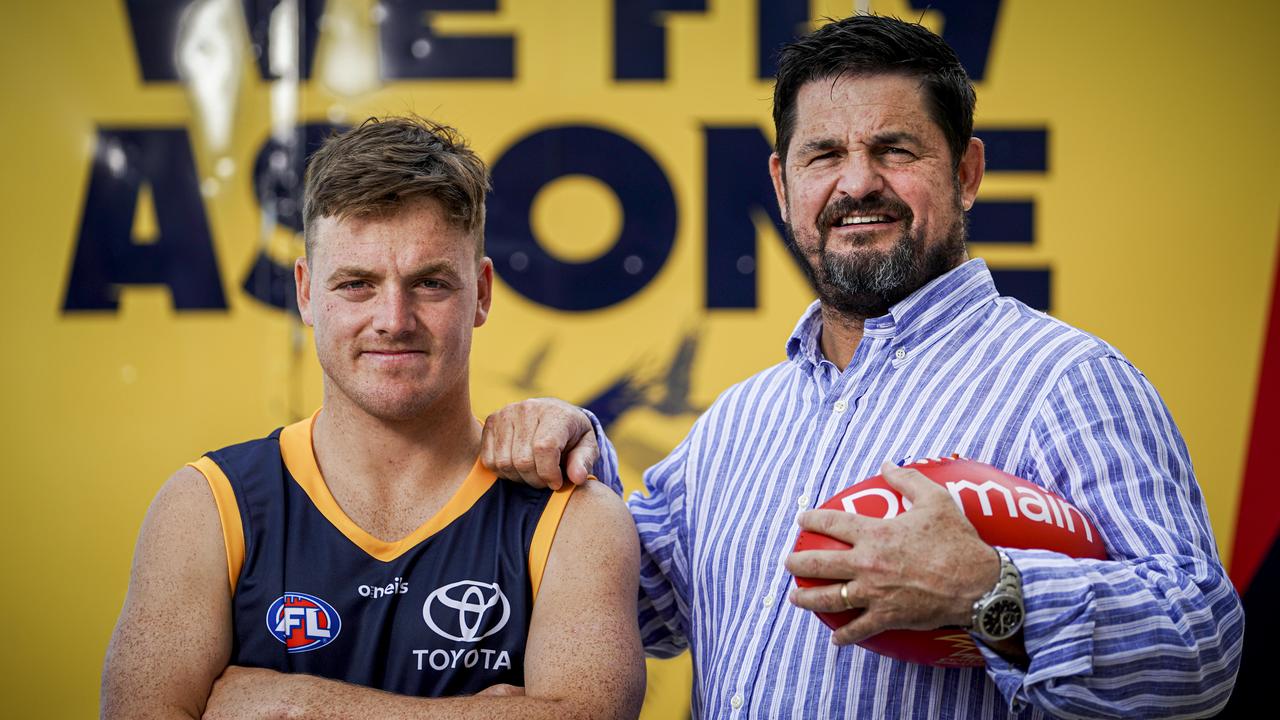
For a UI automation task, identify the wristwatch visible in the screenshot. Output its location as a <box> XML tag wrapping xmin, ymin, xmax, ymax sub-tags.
<box><xmin>969</xmin><ymin>548</ymin><xmax>1024</xmax><ymax>643</ymax></box>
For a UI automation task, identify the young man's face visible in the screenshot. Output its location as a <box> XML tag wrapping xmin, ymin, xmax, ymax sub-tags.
<box><xmin>297</xmin><ymin>196</ymin><xmax>492</xmax><ymax>421</ymax></box>
<box><xmin>770</xmin><ymin>72</ymin><xmax>984</xmax><ymax>317</ymax></box>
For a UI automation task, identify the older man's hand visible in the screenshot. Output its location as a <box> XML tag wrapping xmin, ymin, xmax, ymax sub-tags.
<box><xmin>785</xmin><ymin>462</ymin><xmax>1000</xmax><ymax>645</ymax></box>
<box><xmin>480</xmin><ymin>398</ymin><xmax>600</xmax><ymax>490</ymax></box>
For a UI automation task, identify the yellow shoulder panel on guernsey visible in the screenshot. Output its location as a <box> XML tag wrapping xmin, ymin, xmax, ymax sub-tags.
<box><xmin>528</xmin><ymin>484</ymin><xmax>576</xmax><ymax>602</ymax></box>
<box><xmin>187</xmin><ymin>456</ymin><xmax>246</xmax><ymax>593</ymax></box>
<box><xmin>279</xmin><ymin>409</ymin><xmax>498</xmax><ymax>562</ymax></box>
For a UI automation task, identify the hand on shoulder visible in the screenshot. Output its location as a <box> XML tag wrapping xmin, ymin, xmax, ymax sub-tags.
<box><xmin>481</xmin><ymin>399</ymin><xmax>601</xmax><ymax>490</ymax></box>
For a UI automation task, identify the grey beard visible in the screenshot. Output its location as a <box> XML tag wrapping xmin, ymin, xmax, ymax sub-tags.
<box><xmin>786</xmin><ymin>212</ymin><xmax>968</xmax><ymax>321</ymax></box>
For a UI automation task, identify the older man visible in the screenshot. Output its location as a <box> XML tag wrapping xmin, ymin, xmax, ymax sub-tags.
<box><xmin>486</xmin><ymin>14</ymin><xmax>1243</xmax><ymax>719</ymax></box>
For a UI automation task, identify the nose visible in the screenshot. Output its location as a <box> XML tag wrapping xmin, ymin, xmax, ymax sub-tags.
<box><xmin>834</xmin><ymin>151</ymin><xmax>885</xmax><ymax>201</ymax></box>
<box><xmin>371</xmin><ymin>286</ymin><xmax>417</xmax><ymax>336</ymax></box>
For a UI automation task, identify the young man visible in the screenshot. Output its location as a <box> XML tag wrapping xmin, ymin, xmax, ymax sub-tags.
<box><xmin>101</xmin><ymin>117</ymin><xmax>644</xmax><ymax>719</ymax></box>
<box><xmin>485</xmin><ymin>15</ymin><xmax>1242</xmax><ymax>718</ymax></box>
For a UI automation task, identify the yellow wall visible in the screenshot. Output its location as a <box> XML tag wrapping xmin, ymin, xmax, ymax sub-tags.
<box><xmin>2</xmin><ymin>0</ymin><xmax>1277</xmax><ymax>715</ymax></box>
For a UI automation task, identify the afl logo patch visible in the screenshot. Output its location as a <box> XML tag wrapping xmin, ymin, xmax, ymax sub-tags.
<box><xmin>266</xmin><ymin>592</ymin><xmax>342</xmax><ymax>653</ymax></box>
<box><xmin>422</xmin><ymin>580</ymin><xmax>511</xmax><ymax>642</ymax></box>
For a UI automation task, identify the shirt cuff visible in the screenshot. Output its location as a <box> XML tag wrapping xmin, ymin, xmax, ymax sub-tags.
<box><xmin>982</xmin><ymin>547</ymin><xmax>1097</xmax><ymax>708</ymax></box>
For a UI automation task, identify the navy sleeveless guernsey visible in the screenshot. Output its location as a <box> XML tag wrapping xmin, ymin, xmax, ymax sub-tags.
<box><xmin>187</xmin><ymin>411</ymin><xmax>573</xmax><ymax>697</ymax></box>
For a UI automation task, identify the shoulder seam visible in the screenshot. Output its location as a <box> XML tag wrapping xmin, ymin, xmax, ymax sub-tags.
<box><xmin>528</xmin><ymin>485</ymin><xmax>576</xmax><ymax>603</ymax></box>
<box><xmin>187</xmin><ymin>456</ymin><xmax>245</xmax><ymax>594</ymax></box>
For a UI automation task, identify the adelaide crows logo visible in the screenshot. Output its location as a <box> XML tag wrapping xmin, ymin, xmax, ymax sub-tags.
<box><xmin>266</xmin><ymin>592</ymin><xmax>342</xmax><ymax>653</ymax></box>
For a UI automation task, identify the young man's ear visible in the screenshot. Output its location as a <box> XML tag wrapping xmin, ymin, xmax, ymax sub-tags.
<box><xmin>474</xmin><ymin>258</ymin><xmax>494</xmax><ymax>328</ymax></box>
<box><xmin>295</xmin><ymin>257</ymin><xmax>314</xmax><ymax>327</ymax></box>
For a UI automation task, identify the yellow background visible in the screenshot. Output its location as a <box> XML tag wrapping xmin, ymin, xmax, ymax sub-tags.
<box><xmin>2</xmin><ymin>0</ymin><xmax>1277</xmax><ymax>716</ymax></box>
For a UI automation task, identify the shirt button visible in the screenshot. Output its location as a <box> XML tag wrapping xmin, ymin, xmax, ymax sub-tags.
<box><xmin>762</xmin><ymin>594</ymin><xmax>775</xmax><ymax>608</ymax></box>
<box><xmin>797</xmin><ymin>494</ymin><xmax>810</xmax><ymax>508</ymax></box>
<box><xmin>731</xmin><ymin>694</ymin><xmax>744</xmax><ymax>709</ymax></box>
<box><xmin>894</xmin><ymin>348</ymin><xmax>907</xmax><ymax>360</ymax></box>
<box><xmin>833</xmin><ymin>399</ymin><xmax>848</xmax><ymax>413</ymax></box>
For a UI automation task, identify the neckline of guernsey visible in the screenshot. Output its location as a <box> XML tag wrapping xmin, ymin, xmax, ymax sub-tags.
<box><xmin>279</xmin><ymin>408</ymin><xmax>497</xmax><ymax>562</ymax></box>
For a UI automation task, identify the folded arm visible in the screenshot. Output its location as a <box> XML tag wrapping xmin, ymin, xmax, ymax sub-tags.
<box><xmin>201</xmin><ymin>480</ymin><xmax>646</xmax><ymax>720</ymax></box>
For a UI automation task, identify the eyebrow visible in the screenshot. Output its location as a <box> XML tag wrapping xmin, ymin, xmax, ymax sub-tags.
<box><xmin>326</xmin><ymin>261</ymin><xmax>461</xmax><ymax>283</ymax></box>
<box><xmin>794</xmin><ymin>131</ymin><xmax>925</xmax><ymax>158</ymax></box>
<box><xmin>868</xmin><ymin>131</ymin><xmax>924</xmax><ymax>147</ymax></box>
<box><xmin>795</xmin><ymin>138</ymin><xmax>844</xmax><ymax>157</ymax></box>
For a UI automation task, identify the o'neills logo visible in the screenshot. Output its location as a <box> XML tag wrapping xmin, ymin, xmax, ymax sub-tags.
<box><xmin>357</xmin><ymin>576</ymin><xmax>409</xmax><ymax>599</ymax></box>
<box><xmin>841</xmin><ymin>477</ymin><xmax>1095</xmax><ymax>544</ymax></box>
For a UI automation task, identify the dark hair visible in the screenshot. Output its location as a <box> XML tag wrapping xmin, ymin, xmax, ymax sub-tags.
<box><xmin>302</xmin><ymin>116</ymin><xmax>490</xmax><ymax>257</ymax></box>
<box><xmin>772</xmin><ymin>15</ymin><xmax>976</xmax><ymax>169</ymax></box>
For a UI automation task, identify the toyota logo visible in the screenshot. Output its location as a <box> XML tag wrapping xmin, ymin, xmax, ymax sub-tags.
<box><xmin>422</xmin><ymin>580</ymin><xmax>511</xmax><ymax>642</ymax></box>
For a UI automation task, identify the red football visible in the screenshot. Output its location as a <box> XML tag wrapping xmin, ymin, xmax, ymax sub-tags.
<box><xmin>792</xmin><ymin>456</ymin><xmax>1107</xmax><ymax>667</ymax></box>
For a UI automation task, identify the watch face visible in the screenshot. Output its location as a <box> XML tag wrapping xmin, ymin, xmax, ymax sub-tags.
<box><xmin>981</xmin><ymin>598</ymin><xmax>1023</xmax><ymax>638</ymax></box>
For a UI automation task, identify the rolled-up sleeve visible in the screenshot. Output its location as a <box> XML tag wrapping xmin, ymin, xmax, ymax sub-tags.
<box><xmin>582</xmin><ymin>408</ymin><xmax>624</xmax><ymax>495</ymax></box>
<box><xmin>628</xmin><ymin>431</ymin><xmax>696</xmax><ymax>658</ymax></box>
<box><xmin>983</xmin><ymin>356</ymin><xmax>1244</xmax><ymax>719</ymax></box>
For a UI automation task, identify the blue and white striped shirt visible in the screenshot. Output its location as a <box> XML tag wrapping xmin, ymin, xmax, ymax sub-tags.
<box><xmin>616</xmin><ymin>259</ymin><xmax>1242</xmax><ymax>719</ymax></box>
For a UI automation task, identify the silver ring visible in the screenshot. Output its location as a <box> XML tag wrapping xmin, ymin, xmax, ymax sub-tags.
<box><xmin>839</xmin><ymin>581</ymin><xmax>854</xmax><ymax>610</ymax></box>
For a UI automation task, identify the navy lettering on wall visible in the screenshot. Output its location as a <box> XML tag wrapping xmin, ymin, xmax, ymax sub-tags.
<box><xmin>968</xmin><ymin>201</ymin><xmax>1033</xmax><ymax>244</ymax></box>
<box><xmin>969</xmin><ymin>129</ymin><xmax>1048</xmax><ymax>246</ymax></box>
<box><xmin>757</xmin><ymin>0</ymin><xmax>809</xmax><ymax>79</ymax></box>
<box><xmin>613</xmin><ymin>0</ymin><xmax>707</xmax><ymax>80</ymax></box>
<box><xmin>704</xmin><ymin>125</ymin><xmax>784</xmax><ymax>309</ymax></box>
<box><xmin>242</xmin><ymin>0</ymin><xmax>326</xmax><ymax>80</ymax></box>
<box><xmin>380</xmin><ymin>0</ymin><xmax>515</xmax><ymax>79</ymax></box>
<box><xmin>972</xmin><ymin>126</ymin><xmax>1050</xmax><ymax>308</ymax></box>
<box><xmin>124</xmin><ymin>0</ymin><xmax>195</xmax><ymax>81</ymax></box>
<box><xmin>908</xmin><ymin>0</ymin><xmax>1002</xmax><ymax>81</ymax></box>
<box><xmin>488</xmin><ymin>126</ymin><xmax>677</xmax><ymax>311</ymax></box>
<box><xmin>990</xmin><ymin>269</ymin><xmax>1050</xmax><ymax>311</ymax></box>
<box><xmin>980</xmin><ymin>128</ymin><xmax>1047</xmax><ymax>172</ymax></box>
<box><xmin>64</xmin><ymin>128</ymin><xmax>226</xmax><ymax>311</ymax></box>
<box><xmin>243</xmin><ymin>122</ymin><xmax>346</xmax><ymax>311</ymax></box>
<box><xmin>125</xmin><ymin>0</ymin><xmax>326</xmax><ymax>82</ymax></box>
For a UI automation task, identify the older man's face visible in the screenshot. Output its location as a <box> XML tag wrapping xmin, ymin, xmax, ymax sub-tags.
<box><xmin>770</xmin><ymin>73</ymin><xmax>984</xmax><ymax>318</ymax></box>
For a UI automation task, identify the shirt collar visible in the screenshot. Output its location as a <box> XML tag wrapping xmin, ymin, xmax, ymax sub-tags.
<box><xmin>786</xmin><ymin>300</ymin><xmax>826</xmax><ymax>368</ymax></box>
<box><xmin>786</xmin><ymin>258</ymin><xmax>999</xmax><ymax>368</ymax></box>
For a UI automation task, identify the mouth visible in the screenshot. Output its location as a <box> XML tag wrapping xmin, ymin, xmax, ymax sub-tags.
<box><xmin>361</xmin><ymin>350</ymin><xmax>427</xmax><ymax>361</ymax></box>
<box><xmin>831</xmin><ymin>212</ymin><xmax>899</xmax><ymax>229</ymax></box>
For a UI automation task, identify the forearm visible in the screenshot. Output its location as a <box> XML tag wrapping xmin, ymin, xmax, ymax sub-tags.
<box><xmin>995</xmin><ymin>357</ymin><xmax>1244</xmax><ymax>717</ymax></box>
<box><xmin>983</xmin><ymin>550</ymin><xmax>1242</xmax><ymax>719</ymax></box>
<box><xmin>101</xmin><ymin>698</ymin><xmax>201</xmax><ymax>720</ymax></box>
<box><xmin>258</xmin><ymin>674</ymin><xmax>622</xmax><ymax>720</ymax></box>
<box><xmin>102</xmin><ymin>645</ymin><xmax>200</xmax><ymax>720</ymax></box>
<box><xmin>101</xmin><ymin>625</ymin><xmax>222</xmax><ymax>720</ymax></box>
